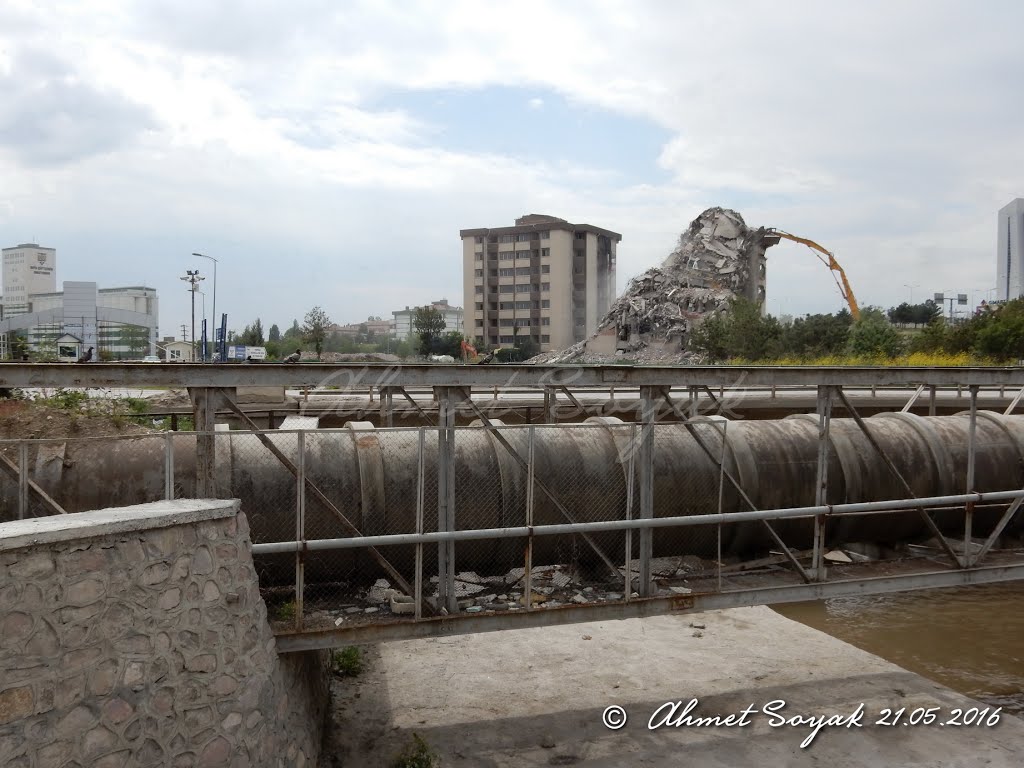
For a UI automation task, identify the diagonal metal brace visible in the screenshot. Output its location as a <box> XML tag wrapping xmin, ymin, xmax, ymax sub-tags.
<box><xmin>461</xmin><ymin>397</ymin><xmax>622</xmax><ymax>580</ymax></box>
<box><xmin>0</xmin><ymin>451</ymin><xmax>67</xmax><ymax>515</ymax></box>
<box><xmin>659</xmin><ymin>391</ymin><xmax>812</xmax><ymax>583</ymax></box>
<box><xmin>223</xmin><ymin>399</ymin><xmax>420</xmax><ymax>604</ymax></box>
<box><xmin>835</xmin><ymin>388</ymin><xmax>963</xmax><ymax>566</ymax></box>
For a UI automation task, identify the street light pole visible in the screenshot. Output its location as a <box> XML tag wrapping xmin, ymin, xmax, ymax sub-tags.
<box><xmin>193</xmin><ymin>253</ymin><xmax>218</xmax><ymax>361</ymax></box>
<box><xmin>180</xmin><ymin>269</ymin><xmax>205</xmax><ymax>360</ymax></box>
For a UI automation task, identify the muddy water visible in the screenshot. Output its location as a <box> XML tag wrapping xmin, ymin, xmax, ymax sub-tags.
<box><xmin>774</xmin><ymin>582</ymin><xmax>1024</xmax><ymax>716</ymax></box>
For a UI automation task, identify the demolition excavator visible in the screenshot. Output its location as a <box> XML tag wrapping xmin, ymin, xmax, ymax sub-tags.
<box><xmin>764</xmin><ymin>229</ymin><xmax>861</xmax><ymax>321</ymax></box>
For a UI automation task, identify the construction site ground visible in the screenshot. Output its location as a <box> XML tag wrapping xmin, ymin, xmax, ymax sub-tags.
<box><xmin>323</xmin><ymin>605</ymin><xmax>1024</xmax><ymax>767</ymax></box>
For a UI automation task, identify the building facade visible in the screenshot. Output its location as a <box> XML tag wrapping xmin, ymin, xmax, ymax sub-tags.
<box><xmin>393</xmin><ymin>299</ymin><xmax>464</xmax><ymax>340</ymax></box>
<box><xmin>460</xmin><ymin>214</ymin><xmax>620</xmax><ymax>352</ymax></box>
<box><xmin>997</xmin><ymin>198</ymin><xmax>1024</xmax><ymax>302</ymax></box>
<box><xmin>0</xmin><ymin>282</ymin><xmax>158</xmax><ymax>359</ymax></box>
<box><xmin>2</xmin><ymin>243</ymin><xmax>57</xmax><ymax>316</ymax></box>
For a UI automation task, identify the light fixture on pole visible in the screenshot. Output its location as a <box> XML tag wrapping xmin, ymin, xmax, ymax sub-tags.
<box><xmin>180</xmin><ymin>269</ymin><xmax>205</xmax><ymax>359</ymax></box>
<box><xmin>192</xmin><ymin>253</ymin><xmax>218</xmax><ymax>361</ymax></box>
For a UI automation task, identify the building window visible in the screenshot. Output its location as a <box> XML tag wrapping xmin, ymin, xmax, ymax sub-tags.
<box><xmin>515</xmin><ymin>267</ymin><xmax>531</xmax><ymax>276</ymax></box>
<box><xmin>499</xmin><ymin>234</ymin><xmax>515</xmax><ymax>243</ymax></box>
<box><xmin>541</xmin><ymin>318</ymin><xmax>550</xmax><ymax>326</ymax></box>
<box><xmin>499</xmin><ymin>252</ymin><xmax>516</xmax><ymax>260</ymax></box>
<box><xmin>500</xmin><ymin>319</ymin><xmax>515</xmax><ymax>327</ymax></box>
<box><xmin>475</xmin><ymin>319</ymin><xmax>483</xmax><ymax>327</ymax></box>
<box><xmin>474</xmin><ymin>253</ymin><xmax>483</xmax><ymax>261</ymax></box>
<box><xmin>475</xmin><ymin>236</ymin><xmax>484</xmax><ymax>243</ymax></box>
<box><xmin>514</xmin><ymin>318</ymin><xmax>530</xmax><ymax>327</ymax></box>
<box><xmin>499</xmin><ymin>335</ymin><xmax>515</xmax><ymax>344</ymax></box>
<box><xmin>499</xmin><ymin>268</ymin><xmax>515</xmax><ymax>277</ymax></box>
<box><xmin>515</xmin><ymin>301</ymin><xmax>532</xmax><ymax>310</ymax></box>
<box><xmin>475</xmin><ymin>302</ymin><xmax>483</xmax><ymax>310</ymax></box>
<box><xmin>475</xmin><ymin>286</ymin><xmax>483</xmax><ymax>294</ymax></box>
<box><xmin>500</xmin><ymin>285</ymin><xmax>515</xmax><ymax>293</ymax></box>
<box><xmin>488</xmin><ymin>253</ymin><xmax>497</xmax><ymax>261</ymax></box>
<box><xmin>541</xmin><ymin>264</ymin><xmax>550</xmax><ymax>274</ymax></box>
<box><xmin>541</xmin><ymin>335</ymin><xmax>550</xmax><ymax>343</ymax></box>
<box><xmin>540</xmin><ymin>231</ymin><xmax>550</xmax><ymax>239</ymax></box>
<box><xmin>575</xmin><ymin>232</ymin><xmax>585</xmax><ymax>240</ymax></box>
<box><xmin>541</xmin><ymin>248</ymin><xmax>550</xmax><ymax>257</ymax></box>
<box><xmin>515</xmin><ymin>233</ymin><xmax>533</xmax><ymax>241</ymax></box>
<box><xmin>541</xmin><ymin>283</ymin><xmax>550</xmax><ymax>292</ymax></box>
<box><xmin>489</xmin><ymin>303</ymin><xmax>498</xmax><ymax>311</ymax></box>
<box><xmin>515</xmin><ymin>284</ymin><xmax>531</xmax><ymax>293</ymax></box>
<box><xmin>474</xmin><ymin>269</ymin><xmax>483</xmax><ymax>277</ymax></box>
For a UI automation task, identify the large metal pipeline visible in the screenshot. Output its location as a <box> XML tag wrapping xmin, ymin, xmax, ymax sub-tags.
<box><xmin>8</xmin><ymin>412</ymin><xmax>1024</xmax><ymax>580</ymax></box>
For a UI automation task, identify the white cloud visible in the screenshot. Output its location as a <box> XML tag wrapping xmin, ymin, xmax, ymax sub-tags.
<box><xmin>1</xmin><ymin>0</ymin><xmax>1022</xmax><ymax>331</ymax></box>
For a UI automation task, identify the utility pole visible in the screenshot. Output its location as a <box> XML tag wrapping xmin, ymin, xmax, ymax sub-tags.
<box><xmin>180</xmin><ymin>270</ymin><xmax>205</xmax><ymax>358</ymax></box>
<box><xmin>192</xmin><ymin>253</ymin><xmax>218</xmax><ymax>361</ymax></box>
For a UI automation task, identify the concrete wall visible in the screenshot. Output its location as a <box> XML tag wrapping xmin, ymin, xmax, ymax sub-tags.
<box><xmin>0</xmin><ymin>500</ymin><xmax>328</xmax><ymax>768</ymax></box>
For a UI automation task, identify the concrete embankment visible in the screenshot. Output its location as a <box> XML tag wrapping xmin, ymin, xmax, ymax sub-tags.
<box><xmin>326</xmin><ymin>606</ymin><xmax>1024</xmax><ymax>767</ymax></box>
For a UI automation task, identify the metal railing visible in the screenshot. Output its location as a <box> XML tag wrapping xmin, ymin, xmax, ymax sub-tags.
<box><xmin>3</xmin><ymin>381</ymin><xmax>1024</xmax><ymax>649</ymax></box>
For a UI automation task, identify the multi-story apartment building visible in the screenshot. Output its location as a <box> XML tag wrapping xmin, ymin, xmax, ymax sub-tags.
<box><xmin>997</xmin><ymin>198</ymin><xmax>1024</xmax><ymax>302</ymax></box>
<box><xmin>393</xmin><ymin>299</ymin><xmax>464</xmax><ymax>340</ymax></box>
<box><xmin>2</xmin><ymin>243</ymin><xmax>57</xmax><ymax>316</ymax></box>
<box><xmin>460</xmin><ymin>214</ymin><xmax>620</xmax><ymax>351</ymax></box>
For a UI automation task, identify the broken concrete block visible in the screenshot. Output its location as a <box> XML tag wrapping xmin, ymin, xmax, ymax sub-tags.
<box><xmin>824</xmin><ymin>550</ymin><xmax>853</xmax><ymax>563</ymax></box>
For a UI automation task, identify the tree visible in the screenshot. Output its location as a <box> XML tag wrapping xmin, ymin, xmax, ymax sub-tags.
<box><xmin>241</xmin><ymin>318</ymin><xmax>264</xmax><ymax>346</ymax></box>
<box><xmin>117</xmin><ymin>324</ymin><xmax>149</xmax><ymax>358</ymax></box>
<box><xmin>302</xmin><ymin>306</ymin><xmax>331</xmax><ymax>360</ymax></box>
<box><xmin>413</xmin><ymin>306</ymin><xmax>446</xmax><ymax>356</ymax></box>
<box><xmin>283</xmin><ymin>320</ymin><xmax>301</xmax><ymax>340</ymax></box>
<box><xmin>268</xmin><ymin>323</ymin><xmax>281</xmax><ymax>342</ymax></box>
<box><xmin>847</xmin><ymin>308</ymin><xmax>905</xmax><ymax>358</ymax></box>
<box><xmin>781</xmin><ymin>311</ymin><xmax>852</xmax><ymax>358</ymax></box>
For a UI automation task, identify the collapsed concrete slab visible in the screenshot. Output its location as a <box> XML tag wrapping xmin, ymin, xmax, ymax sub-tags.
<box><xmin>532</xmin><ymin>207</ymin><xmax>775</xmax><ymax>364</ymax></box>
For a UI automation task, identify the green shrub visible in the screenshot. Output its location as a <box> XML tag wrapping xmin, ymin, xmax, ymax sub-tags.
<box><xmin>331</xmin><ymin>646</ymin><xmax>363</xmax><ymax>677</ymax></box>
<box><xmin>391</xmin><ymin>734</ymin><xmax>439</xmax><ymax>768</ymax></box>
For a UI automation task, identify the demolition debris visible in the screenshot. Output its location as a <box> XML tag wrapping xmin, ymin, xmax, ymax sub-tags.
<box><xmin>532</xmin><ymin>207</ymin><xmax>775</xmax><ymax>364</ymax></box>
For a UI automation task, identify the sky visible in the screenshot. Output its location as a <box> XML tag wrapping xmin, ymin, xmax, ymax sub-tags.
<box><xmin>1</xmin><ymin>0</ymin><xmax>1022</xmax><ymax>340</ymax></box>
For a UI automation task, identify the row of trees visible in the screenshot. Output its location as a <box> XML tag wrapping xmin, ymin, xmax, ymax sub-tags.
<box><xmin>691</xmin><ymin>298</ymin><xmax>1024</xmax><ymax>362</ymax></box>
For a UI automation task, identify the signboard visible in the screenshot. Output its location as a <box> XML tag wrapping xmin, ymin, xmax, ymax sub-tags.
<box><xmin>957</xmin><ymin>294</ymin><xmax>968</xmax><ymax>305</ymax></box>
<box><xmin>227</xmin><ymin>345</ymin><xmax>267</xmax><ymax>360</ymax></box>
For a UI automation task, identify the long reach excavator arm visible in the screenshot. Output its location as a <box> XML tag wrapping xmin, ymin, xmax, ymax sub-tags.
<box><xmin>764</xmin><ymin>229</ymin><xmax>861</xmax><ymax>321</ymax></box>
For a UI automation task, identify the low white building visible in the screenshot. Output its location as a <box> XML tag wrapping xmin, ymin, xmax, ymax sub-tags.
<box><xmin>0</xmin><ymin>281</ymin><xmax>158</xmax><ymax>359</ymax></box>
<box><xmin>392</xmin><ymin>299</ymin><xmax>464</xmax><ymax>340</ymax></box>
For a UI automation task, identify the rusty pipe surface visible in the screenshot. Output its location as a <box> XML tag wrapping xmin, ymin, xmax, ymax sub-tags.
<box><xmin>6</xmin><ymin>413</ymin><xmax>1024</xmax><ymax>580</ymax></box>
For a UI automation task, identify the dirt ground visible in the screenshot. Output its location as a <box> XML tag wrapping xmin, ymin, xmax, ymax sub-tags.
<box><xmin>322</xmin><ymin>606</ymin><xmax>1024</xmax><ymax>767</ymax></box>
<box><xmin>0</xmin><ymin>398</ymin><xmax>155</xmax><ymax>440</ymax></box>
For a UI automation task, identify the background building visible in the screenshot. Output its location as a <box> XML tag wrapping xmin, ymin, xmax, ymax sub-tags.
<box><xmin>460</xmin><ymin>214</ymin><xmax>620</xmax><ymax>352</ymax></box>
<box><xmin>2</xmin><ymin>243</ymin><xmax>57</xmax><ymax>316</ymax></box>
<box><xmin>0</xmin><ymin>281</ymin><xmax>158</xmax><ymax>359</ymax></box>
<box><xmin>997</xmin><ymin>198</ymin><xmax>1024</xmax><ymax>302</ymax></box>
<box><xmin>393</xmin><ymin>299</ymin><xmax>463</xmax><ymax>340</ymax></box>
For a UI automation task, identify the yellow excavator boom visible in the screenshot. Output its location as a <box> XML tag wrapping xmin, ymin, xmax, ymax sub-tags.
<box><xmin>765</xmin><ymin>229</ymin><xmax>861</xmax><ymax>321</ymax></box>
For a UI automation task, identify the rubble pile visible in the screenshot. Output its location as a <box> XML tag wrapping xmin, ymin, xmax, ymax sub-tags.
<box><xmin>532</xmin><ymin>207</ymin><xmax>773</xmax><ymax>364</ymax></box>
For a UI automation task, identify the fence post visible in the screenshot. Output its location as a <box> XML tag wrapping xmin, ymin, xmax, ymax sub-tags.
<box><xmin>18</xmin><ymin>442</ymin><xmax>28</xmax><ymax>520</ymax></box>
<box><xmin>435</xmin><ymin>387</ymin><xmax>458</xmax><ymax>613</ymax></box>
<box><xmin>164</xmin><ymin>432</ymin><xmax>175</xmax><ymax>500</ymax></box>
<box><xmin>964</xmin><ymin>385</ymin><xmax>978</xmax><ymax>566</ymax></box>
<box><xmin>638</xmin><ymin>386</ymin><xmax>657</xmax><ymax>597</ymax></box>
<box><xmin>415</xmin><ymin>428</ymin><xmax>425</xmax><ymax>620</ymax></box>
<box><xmin>525</xmin><ymin>426</ymin><xmax>535</xmax><ymax>610</ymax></box>
<box><xmin>294</xmin><ymin>430</ymin><xmax>305</xmax><ymax>631</ymax></box>
<box><xmin>813</xmin><ymin>385</ymin><xmax>834</xmax><ymax>580</ymax></box>
<box><xmin>624</xmin><ymin>423</ymin><xmax>635</xmax><ymax>601</ymax></box>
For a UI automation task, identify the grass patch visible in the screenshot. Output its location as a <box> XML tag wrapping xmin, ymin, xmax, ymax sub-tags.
<box><xmin>391</xmin><ymin>734</ymin><xmax>439</xmax><ymax>768</ymax></box>
<box><xmin>274</xmin><ymin>600</ymin><xmax>297</xmax><ymax>623</ymax></box>
<box><xmin>330</xmin><ymin>646</ymin><xmax>364</xmax><ymax>677</ymax></box>
<box><xmin>729</xmin><ymin>352</ymin><xmax>997</xmax><ymax>367</ymax></box>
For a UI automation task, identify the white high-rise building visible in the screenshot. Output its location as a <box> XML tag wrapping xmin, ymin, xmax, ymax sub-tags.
<box><xmin>997</xmin><ymin>199</ymin><xmax>1024</xmax><ymax>302</ymax></box>
<box><xmin>2</xmin><ymin>243</ymin><xmax>57</xmax><ymax>316</ymax></box>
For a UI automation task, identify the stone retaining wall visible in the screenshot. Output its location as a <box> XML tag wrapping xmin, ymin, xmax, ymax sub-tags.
<box><xmin>0</xmin><ymin>500</ymin><xmax>328</xmax><ymax>767</ymax></box>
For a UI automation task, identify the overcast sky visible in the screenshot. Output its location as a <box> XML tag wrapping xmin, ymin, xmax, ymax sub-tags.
<box><xmin>1</xmin><ymin>0</ymin><xmax>1021</xmax><ymax>339</ymax></box>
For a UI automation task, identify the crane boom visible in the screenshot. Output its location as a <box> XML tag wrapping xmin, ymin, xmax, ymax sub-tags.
<box><xmin>765</xmin><ymin>229</ymin><xmax>861</xmax><ymax>321</ymax></box>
